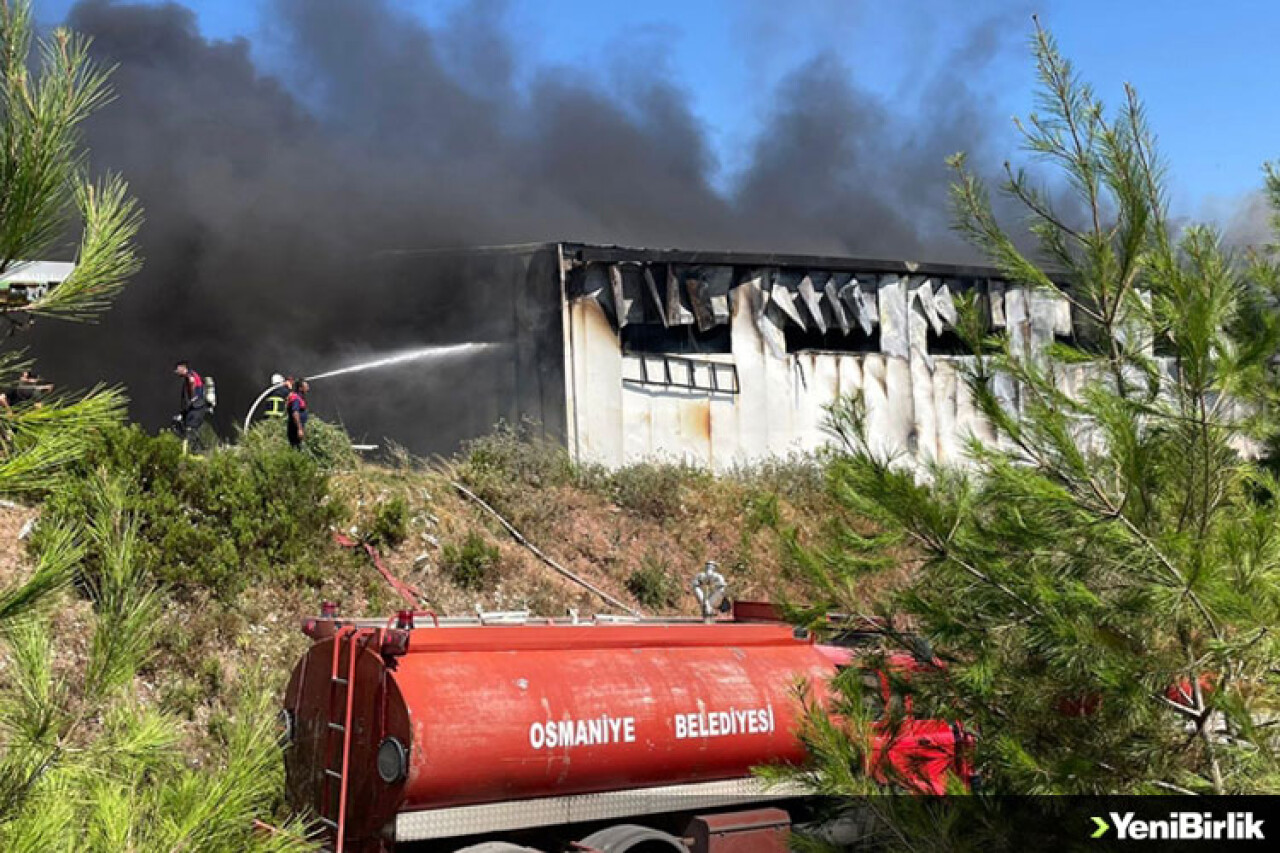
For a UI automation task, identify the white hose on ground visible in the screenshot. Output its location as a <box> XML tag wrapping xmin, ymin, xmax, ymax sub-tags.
<box><xmin>450</xmin><ymin>480</ymin><xmax>644</xmax><ymax>618</ymax></box>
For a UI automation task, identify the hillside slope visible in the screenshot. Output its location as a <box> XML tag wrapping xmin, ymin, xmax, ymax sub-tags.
<box><xmin>0</xmin><ymin>422</ymin><xmax>911</xmax><ymax>847</ymax></box>
<box><xmin>1</xmin><ymin>423</ymin><xmax>907</xmax><ymax>760</ymax></box>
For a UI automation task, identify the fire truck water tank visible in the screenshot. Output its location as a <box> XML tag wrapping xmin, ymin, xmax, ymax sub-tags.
<box><xmin>283</xmin><ymin>620</ymin><xmax>838</xmax><ymax>850</ymax></box>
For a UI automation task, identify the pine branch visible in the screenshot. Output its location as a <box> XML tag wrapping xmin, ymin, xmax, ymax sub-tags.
<box><xmin>24</xmin><ymin>175</ymin><xmax>141</xmax><ymax>321</ymax></box>
<box><xmin>0</xmin><ymin>1</ymin><xmax>138</xmax><ymax>323</ymax></box>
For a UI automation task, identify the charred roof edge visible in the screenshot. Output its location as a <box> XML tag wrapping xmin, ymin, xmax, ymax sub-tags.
<box><xmin>558</xmin><ymin>242</ymin><xmax>1011</xmax><ymax>280</ymax></box>
<box><xmin>380</xmin><ymin>241</ymin><xmax>1062</xmax><ymax>284</ymax></box>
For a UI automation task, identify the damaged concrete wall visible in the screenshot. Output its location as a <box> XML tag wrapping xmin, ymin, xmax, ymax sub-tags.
<box><xmin>562</xmin><ymin>256</ymin><xmax>1078</xmax><ymax>472</ymax></box>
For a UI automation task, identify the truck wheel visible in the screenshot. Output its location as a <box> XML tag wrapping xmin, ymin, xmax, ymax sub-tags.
<box><xmin>577</xmin><ymin>824</ymin><xmax>687</xmax><ymax>853</ymax></box>
<box><xmin>453</xmin><ymin>844</ymin><xmax>543</xmax><ymax>853</ymax></box>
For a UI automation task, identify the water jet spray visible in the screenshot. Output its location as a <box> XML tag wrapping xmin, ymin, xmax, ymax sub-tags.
<box><xmin>242</xmin><ymin>343</ymin><xmax>499</xmax><ymax>433</ymax></box>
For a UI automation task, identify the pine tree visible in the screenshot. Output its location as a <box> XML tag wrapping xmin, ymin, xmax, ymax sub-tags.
<box><xmin>0</xmin><ymin>5</ymin><xmax>311</xmax><ymax>849</ymax></box>
<box><xmin>0</xmin><ymin>474</ymin><xmax>314</xmax><ymax>852</ymax></box>
<box><xmin>792</xmin><ymin>19</ymin><xmax>1280</xmax><ymax>805</ymax></box>
<box><xmin>1266</xmin><ymin>163</ymin><xmax>1280</xmax><ymax>236</ymax></box>
<box><xmin>0</xmin><ymin>0</ymin><xmax>141</xmax><ymax>498</ymax></box>
<box><xmin>1250</xmin><ymin>162</ymin><xmax>1280</xmax><ymax>299</ymax></box>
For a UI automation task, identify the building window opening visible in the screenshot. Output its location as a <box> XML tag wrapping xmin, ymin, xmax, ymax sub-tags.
<box><xmin>621</xmin><ymin>322</ymin><xmax>731</xmax><ymax>355</ymax></box>
<box><xmin>1058</xmin><ymin>300</ymin><xmax>1108</xmax><ymax>355</ymax></box>
<box><xmin>784</xmin><ymin>324</ymin><xmax>880</xmax><ymax>354</ymax></box>
<box><xmin>926</xmin><ymin>327</ymin><xmax>973</xmax><ymax>356</ymax></box>
<box><xmin>1152</xmin><ymin>329</ymin><xmax>1177</xmax><ymax>357</ymax></box>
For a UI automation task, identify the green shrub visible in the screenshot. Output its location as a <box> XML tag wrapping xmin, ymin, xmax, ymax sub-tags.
<box><xmin>35</xmin><ymin>423</ymin><xmax>345</xmax><ymax>600</ymax></box>
<box><xmin>457</xmin><ymin>421</ymin><xmax>574</xmax><ymax>511</ymax></box>
<box><xmin>440</xmin><ymin>532</ymin><xmax>500</xmax><ymax>591</ymax></box>
<box><xmin>609</xmin><ymin>462</ymin><xmax>710</xmax><ymax>519</ymax></box>
<box><xmin>239</xmin><ymin>416</ymin><xmax>358</xmax><ymax>471</ymax></box>
<box><xmin>367</xmin><ymin>495</ymin><xmax>409</xmax><ymax>547</ymax></box>
<box><xmin>625</xmin><ymin>552</ymin><xmax>681</xmax><ymax>611</ymax></box>
<box><xmin>730</xmin><ymin>454</ymin><xmax>826</xmax><ymax>501</ymax></box>
<box><xmin>742</xmin><ymin>491</ymin><xmax>782</xmax><ymax>532</ymax></box>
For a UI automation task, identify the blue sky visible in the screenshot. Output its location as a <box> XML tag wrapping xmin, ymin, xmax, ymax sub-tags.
<box><xmin>36</xmin><ymin>0</ymin><xmax>1280</xmax><ymax>219</ymax></box>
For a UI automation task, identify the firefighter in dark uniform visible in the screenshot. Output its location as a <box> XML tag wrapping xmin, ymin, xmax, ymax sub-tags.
<box><xmin>286</xmin><ymin>377</ymin><xmax>309</xmax><ymax>449</ymax></box>
<box><xmin>173</xmin><ymin>360</ymin><xmax>209</xmax><ymax>450</ymax></box>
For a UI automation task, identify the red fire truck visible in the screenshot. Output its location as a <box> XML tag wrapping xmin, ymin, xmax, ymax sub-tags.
<box><xmin>281</xmin><ymin>599</ymin><xmax>974</xmax><ymax>853</ymax></box>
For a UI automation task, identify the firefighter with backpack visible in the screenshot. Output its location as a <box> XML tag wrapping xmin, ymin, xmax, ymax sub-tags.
<box><xmin>173</xmin><ymin>360</ymin><xmax>216</xmax><ymax>451</ymax></box>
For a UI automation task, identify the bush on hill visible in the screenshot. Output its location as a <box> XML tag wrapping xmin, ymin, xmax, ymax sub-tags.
<box><xmin>34</xmin><ymin>423</ymin><xmax>345</xmax><ymax>600</ymax></box>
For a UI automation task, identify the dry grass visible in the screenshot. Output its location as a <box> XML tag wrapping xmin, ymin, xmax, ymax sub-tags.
<box><xmin>326</xmin><ymin>451</ymin><xmax>890</xmax><ymax>620</ymax></box>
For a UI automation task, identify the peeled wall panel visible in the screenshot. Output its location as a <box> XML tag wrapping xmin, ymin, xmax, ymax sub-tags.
<box><xmin>908</xmin><ymin>279</ymin><xmax>937</xmax><ymax>461</ymax></box>
<box><xmin>860</xmin><ymin>354</ymin><xmax>894</xmax><ymax>459</ymax></box>
<box><xmin>932</xmin><ymin>359</ymin><xmax>960</xmax><ymax>463</ymax></box>
<box><xmin>731</xmin><ymin>284</ymin><xmax>771</xmax><ymax>465</ymax></box>
<box><xmin>881</xmin><ymin>357</ymin><xmax>915</xmax><ymax>459</ymax></box>
<box><xmin>879</xmin><ymin>276</ymin><xmax>908</xmax><ymax>359</ymax></box>
<box><xmin>707</xmin><ymin>391</ymin><xmax>738</xmax><ymax>469</ymax></box>
<box><xmin>1005</xmin><ymin>286</ymin><xmax>1031</xmax><ymax>356</ymax></box>
<box><xmin>569</xmin><ymin>298</ymin><xmax>624</xmax><ymax>466</ymax></box>
<box><xmin>763</xmin><ymin>339</ymin><xmax>799</xmax><ymax>458</ymax></box>
<box><xmin>1028</xmin><ymin>290</ymin><xmax>1059</xmax><ymax>366</ymax></box>
<box><xmin>826</xmin><ymin>275</ymin><xmax>852</xmax><ymax>335</ymax></box>
<box><xmin>795</xmin><ymin>353</ymin><xmax>837</xmax><ymax>446</ymax></box>
<box><xmin>798</xmin><ymin>275</ymin><xmax>827</xmax><ymax>334</ymax></box>
<box><xmin>836</xmin><ymin>354</ymin><xmax>863</xmax><ymax>402</ymax></box>
<box><xmin>955</xmin><ymin>360</ymin><xmax>994</xmax><ymax>447</ymax></box>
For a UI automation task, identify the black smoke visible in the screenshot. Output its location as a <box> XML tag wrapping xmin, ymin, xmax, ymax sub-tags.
<box><xmin>30</xmin><ymin>0</ymin><xmax>1027</xmax><ymax>452</ymax></box>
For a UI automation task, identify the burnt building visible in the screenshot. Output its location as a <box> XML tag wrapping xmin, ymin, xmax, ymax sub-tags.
<box><xmin>0</xmin><ymin>260</ymin><xmax>76</xmax><ymax>309</ymax></box>
<box><xmin>384</xmin><ymin>242</ymin><xmax>1080</xmax><ymax>470</ymax></box>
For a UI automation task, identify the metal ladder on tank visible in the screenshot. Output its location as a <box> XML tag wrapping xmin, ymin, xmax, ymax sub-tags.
<box><xmin>318</xmin><ymin>627</ymin><xmax>361</xmax><ymax>852</ymax></box>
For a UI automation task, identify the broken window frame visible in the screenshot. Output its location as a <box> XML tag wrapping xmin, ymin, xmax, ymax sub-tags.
<box><xmin>620</xmin><ymin>322</ymin><xmax>732</xmax><ymax>356</ymax></box>
<box><xmin>622</xmin><ymin>352</ymin><xmax>740</xmax><ymax>395</ymax></box>
<box><xmin>783</xmin><ymin>323</ymin><xmax>882</xmax><ymax>355</ymax></box>
<box><xmin>926</xmin><ymin>327</ymin><xmax>975</xmax><ymax>356</ymax></box>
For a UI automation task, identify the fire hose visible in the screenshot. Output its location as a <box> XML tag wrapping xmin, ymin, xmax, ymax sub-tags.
<box><xmin>450</xmin><ymin>481</ymin><xmax>643</xmax><ymax>618</ymax></box>
<box><xmin>333</xmin><ymin>531</ymin><xmax>424</xmax><ymax>607</ymax></box>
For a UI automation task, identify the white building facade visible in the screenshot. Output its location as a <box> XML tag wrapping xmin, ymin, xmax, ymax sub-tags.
<box><xmin>386</xmin><ymin>242</ymin><xmax>1093</xmax><ymax>468</ymax></box>
<box><xmin>553</xmin><ymin>243</ymin><xmax>1076</xmax><ymax>472</ymax></box>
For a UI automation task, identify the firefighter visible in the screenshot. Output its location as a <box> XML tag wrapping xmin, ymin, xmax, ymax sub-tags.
<box><xmin>264</xmin><ymin>373</ymin><xmax>289</xmax><ymax>420</ymax></box>
<box><xmin>0</xmin><ymin>370</ymin><xmax>52</xmax><ymax>411</ymax></box>
<box><xmin>173</xmin><ymin>360</ymin><xmax>209</xmax><ymax>449</ymax></box>
<box><xmin>286</xmin><ymin>377</ymin><xmax>309</xmax><ymax>449</ymax></box>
